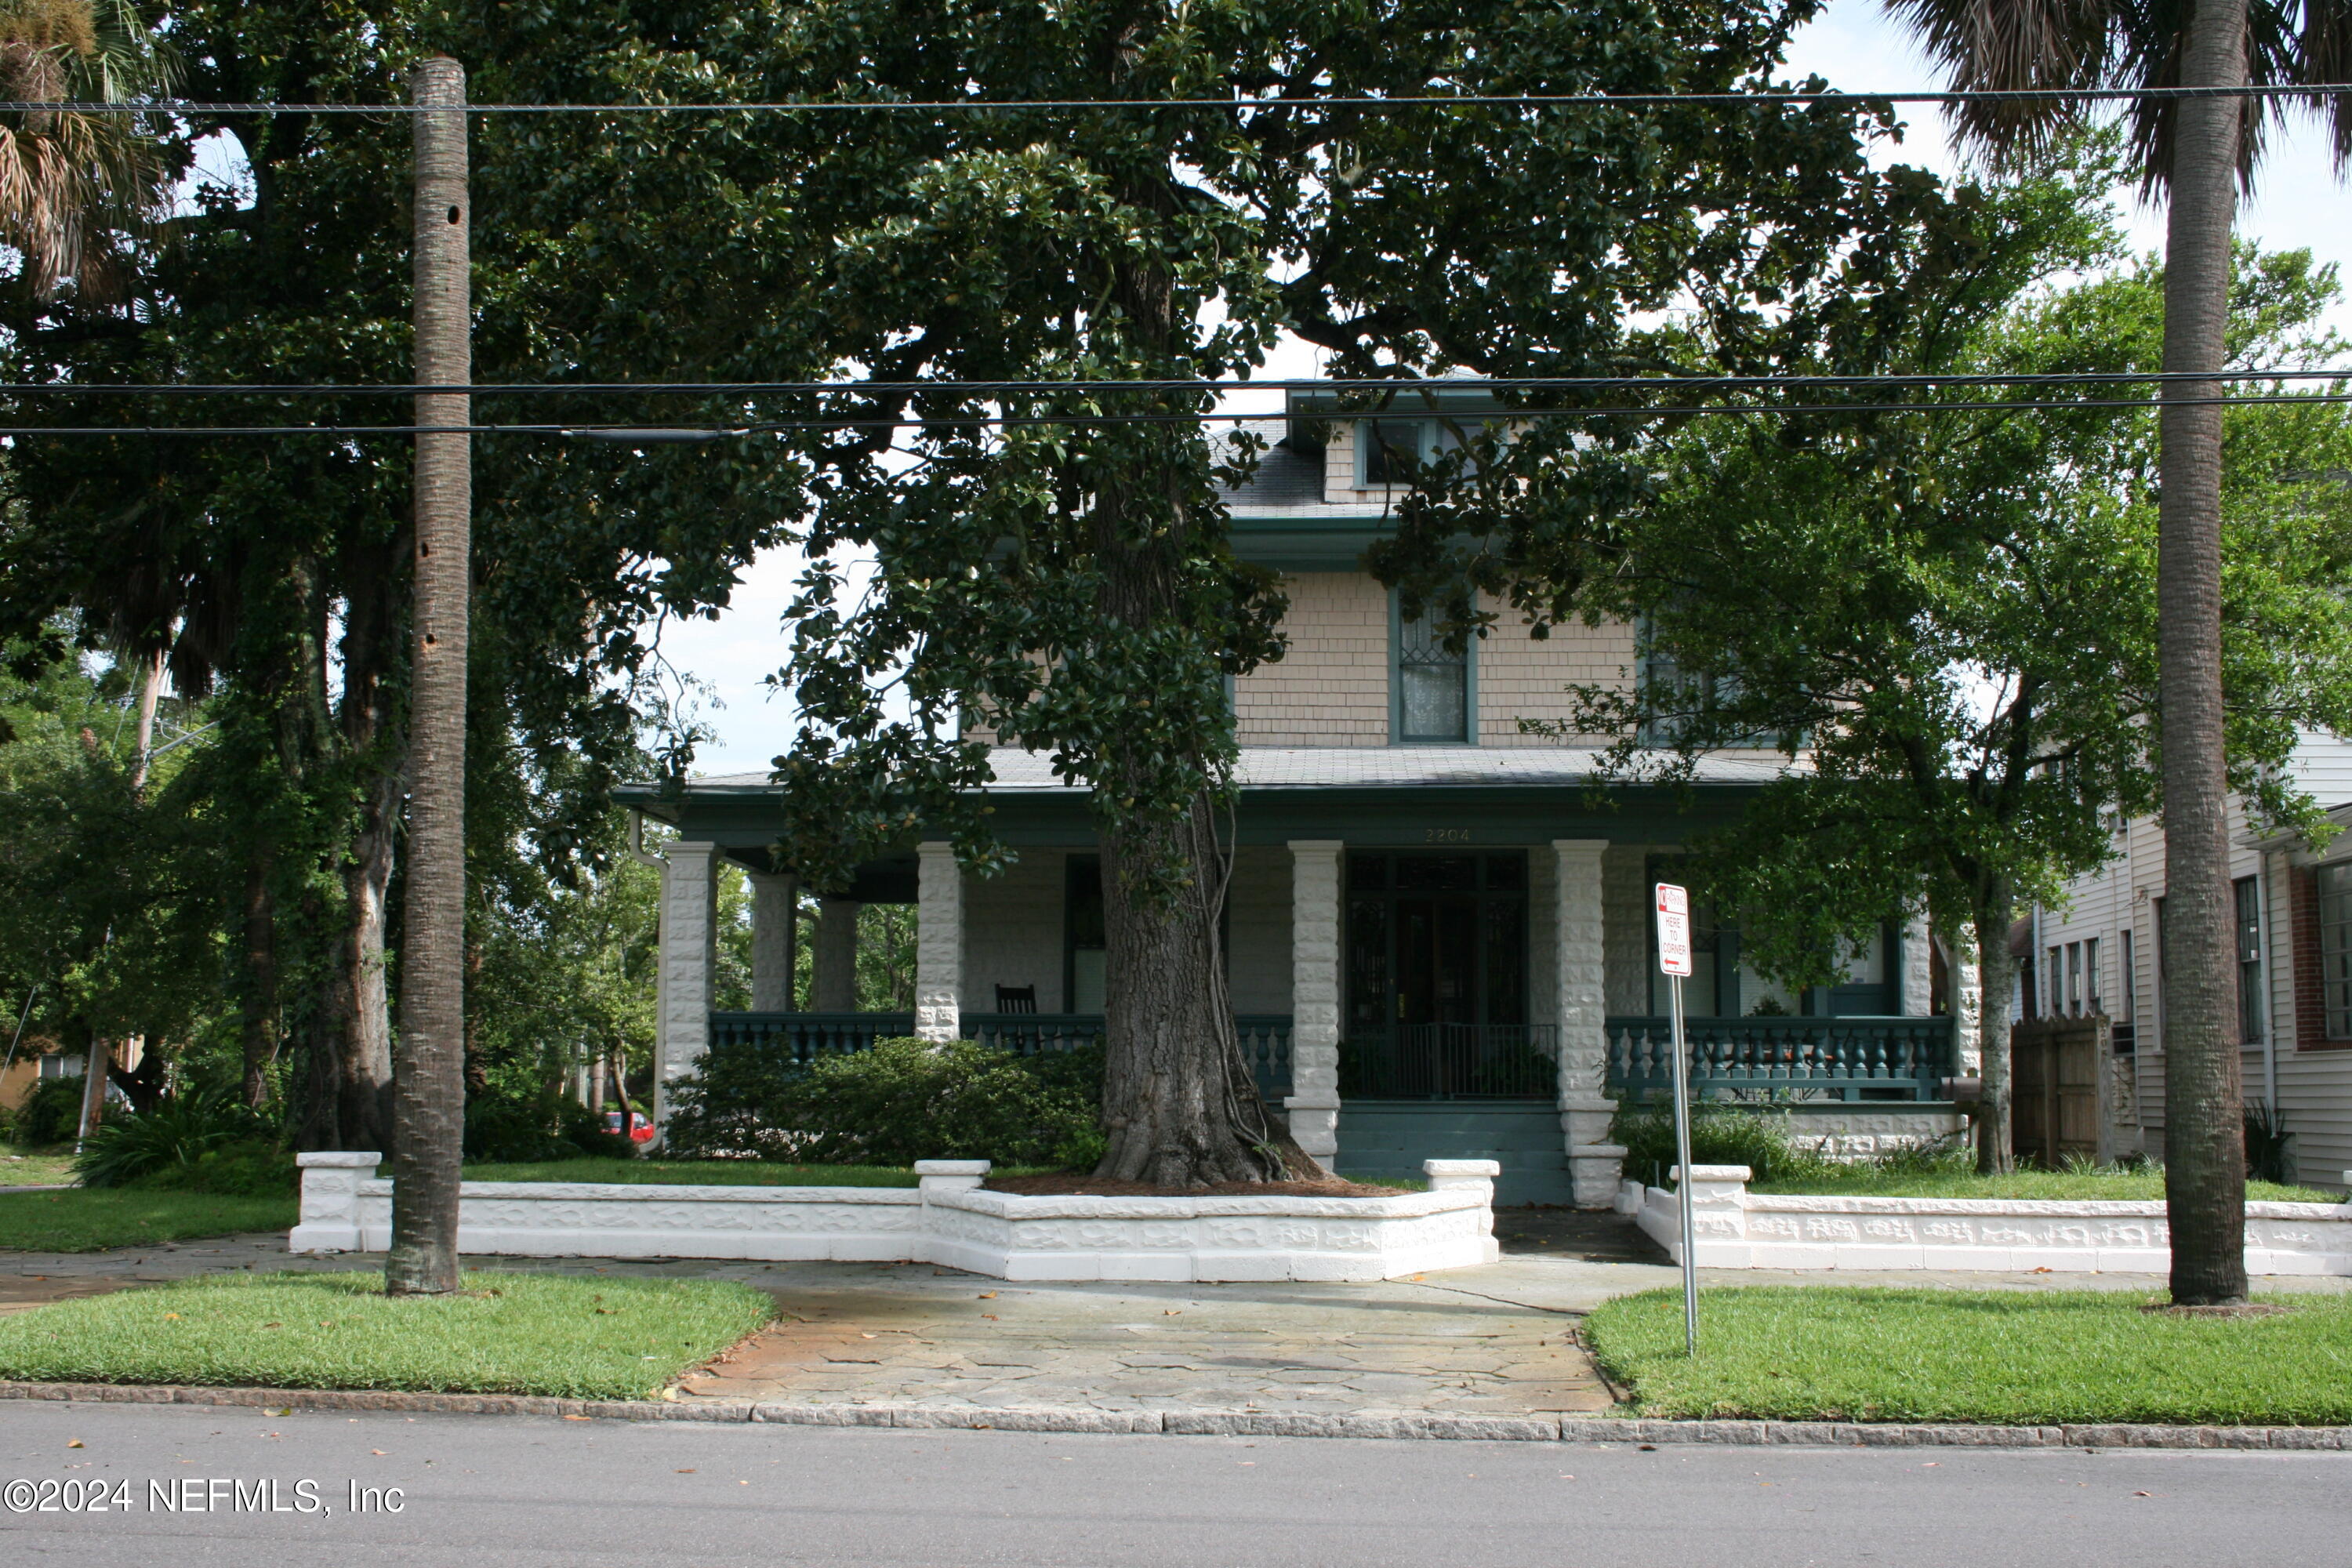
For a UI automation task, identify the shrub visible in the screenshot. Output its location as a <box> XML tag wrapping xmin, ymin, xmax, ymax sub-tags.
<box><xmin>666</xmin><ymin>1037</ymin><xmax>1104</xmax><ymax>1168</ymax></box>
<box><xmin>463</xmin><ymin>1091</ymin><xmax>635</xmax><ymax>1163</ymax></box>
<box><xmin>72</xmin><ymin>1087</ymin><xmax>269</xmax><ymax>1189</ymax></box>
<box><xmin>1610</xmin><ymin>1100</ymin><xmax>1830</xmax><ymax>1189</ymax></box>
<box><xmin>132</xmin><ymin>1138</ymin><xmax>297</xmax><ymax>1196</ymax></box>
<box><xmin>5</xmin><ymin>1073</ymin><xmax>88</xmax><ymax>1146</ymax></box>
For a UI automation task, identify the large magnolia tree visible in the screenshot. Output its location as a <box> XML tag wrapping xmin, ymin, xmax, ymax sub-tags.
<box><xmin>462</xmin><ymin>0</ymin><xmax>2022</xmax><ymax>1185</ymax></box>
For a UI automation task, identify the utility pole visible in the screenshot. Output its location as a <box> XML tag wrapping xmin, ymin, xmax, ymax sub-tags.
<box><xmin>387</xmin><ymin>55</ymin><xmax>470</xmax><ymax>1297</ymax></box>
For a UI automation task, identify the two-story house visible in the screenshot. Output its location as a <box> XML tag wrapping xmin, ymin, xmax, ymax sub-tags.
<box><xmin>619</xmin><ymin>390</ymin><xmax>1973</xmax><ymax>1206</ymax></box>
<box><xmin>2027</xmin><ymin>735</ymin><xmax>2352</xmax><ymax>1192</ymax></box>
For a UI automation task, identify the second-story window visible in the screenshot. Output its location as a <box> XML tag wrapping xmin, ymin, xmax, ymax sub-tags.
<box><xmin>1395</xmin><ymin>604</ymin><xmax>1472</xmax><ymax>744</ymax></box>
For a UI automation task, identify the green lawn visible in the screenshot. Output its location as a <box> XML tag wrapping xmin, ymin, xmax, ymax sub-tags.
<box><xmin>0</xmin><ymin>1146</ymin><xmax>77</xmax><ymax>1186</ymax></box>
<box><xmin>463</xmin><ymin>1159</ymin><xmax>924</xmax><ymax>1186</ymax></box>
<box><xmin>0</xmin><ymin>1188</ymin><xmax>296</xmax><ymax>1252</ymax></box>
<box><xmin>1588</xmin><ymin>1286</ymin><xmax>2352</xmax><ymax>1425</ymax></box>
<box><xmin>0</xmin><ymin>1270</ymin><xmax>772</xmax><ymax>1399</ymax></box>
<box><xmin>1751</xmin><ymin>1167</ymin><xmax>2340</xmax><ymax>1203</ymax></box>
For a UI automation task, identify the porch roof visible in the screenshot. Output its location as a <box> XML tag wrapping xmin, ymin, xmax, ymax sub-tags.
<box><xmin>634</xmin><ymin>745</ymin><xmax>1792</xmax><ymax>800</ymax></box>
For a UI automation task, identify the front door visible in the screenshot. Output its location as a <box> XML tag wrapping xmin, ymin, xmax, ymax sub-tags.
<box><xmin>1344</xmin><ymin>851</ymin><xmax>1534</xmax><ymax>1096</ymax></box>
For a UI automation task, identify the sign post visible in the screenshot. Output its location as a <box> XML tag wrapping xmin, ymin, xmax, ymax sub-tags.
<box><xmin>1654</xmin><ymin>882</ymin><xmax>1700</xmax><ymax>1358</ymax></box>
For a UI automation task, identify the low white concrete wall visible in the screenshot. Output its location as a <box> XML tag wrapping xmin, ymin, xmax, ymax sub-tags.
<box><xmin>290</xmin><ymin>1154</ymin><xmax>1499</xmax><ymax>1283</ymax></box>
<box><xmin>1623</xmin><ymin>1165</ymin><xmax>2352</xmax><ymax>1274</ymax></box>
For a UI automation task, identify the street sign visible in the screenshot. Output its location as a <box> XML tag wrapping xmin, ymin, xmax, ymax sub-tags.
<box><xmin>1654</xmin><ymin>880</ymin><xmax>1700</xmax><ymax>1359</ymax></box>
<box><xmin>1655</xmin><ymin>883</ymin><xmax>1693</xmax><ymax>976</ymax></box>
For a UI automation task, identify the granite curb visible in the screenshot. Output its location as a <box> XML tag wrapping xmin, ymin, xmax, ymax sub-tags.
<box><xmin>4</xmin><ymin>1382</ymin><xmax>2350</xmax><ymax>1449</ymax></box>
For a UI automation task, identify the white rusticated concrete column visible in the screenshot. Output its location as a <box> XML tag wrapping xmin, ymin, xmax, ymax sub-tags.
<box><xmin>654</xmin><ymin>839</ymin><xmax>719</xmax><ymax>1130</ymax></box>
<box><xmin>1956</xmin><ymin>946</ymin><xmax>1984</xmax><ymax>1073</ymax></box>
<box><xmin>750</xmin><ymin>871</ymin><xmax>800</xmax><ymax>1012</ymax></box>
<box><xmin>1554</xmin><ymin>839</ymin><xmax>1624</xmax><ymax>1207</ymax></box>
<box><xmin>1900</xmin><ymin>915</ymin><xmax>1934</xmax><ymax>1016</ymax></box>
<box><xmin>914</xmin><ymin>842</ymin><xmax>964</xmax><ymax>1041</ymax></box>
<box><xmin>1284</xmin><ymin>840</ymin><xmax>1345</xmax><ymax>1163</ymax></box>
<box><xmin>812</xmin><ymin>896</ymin><xmax>862</xmax><ymax>1011</ymax></box>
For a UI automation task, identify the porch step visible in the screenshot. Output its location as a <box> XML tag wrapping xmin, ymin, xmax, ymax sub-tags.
<box><xmin>1334</xmin><ymin>1101</ymin><xmax>1573</xmax><ymax>1207</ymax></box>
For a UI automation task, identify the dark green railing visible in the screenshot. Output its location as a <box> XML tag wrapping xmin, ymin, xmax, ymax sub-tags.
<box><xmin>1340</xmin><ymin>1023</ymin><xmax>1560</xmax><ymax>1100</ymax></box>
<box><xmin>1606</xmin><ymin>1014</ymin><xmax>1958</xmax><ymax>1103</ymax></box>
<box><xmin>707</xmin><ymin>1011</ymin><xmax>1294</xmax><ymax>1102</ymax></box>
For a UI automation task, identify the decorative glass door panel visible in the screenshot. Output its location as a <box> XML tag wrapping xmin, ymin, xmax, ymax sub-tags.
<box><xmin>1344</xmin><ymin>851</ymin><xmax>1540</xmax><ymax>1097</ymax></box>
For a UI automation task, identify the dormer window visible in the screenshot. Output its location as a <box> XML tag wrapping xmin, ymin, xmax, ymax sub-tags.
<box><xmin>1360</xmin><ymin>419</ymin><xmax>1432</xmax><ymax>485</ymax></box>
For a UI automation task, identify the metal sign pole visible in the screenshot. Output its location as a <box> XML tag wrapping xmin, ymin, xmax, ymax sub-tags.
<box><xmin>1668</xmin><ymin>967</ymin><xmax>1698</xmax><ymax>1359</ymax></box>
<box><xmin>1654</xmin><ymin>883</ymin><xmax>1700</xmax><ymax>1359</ymax></box>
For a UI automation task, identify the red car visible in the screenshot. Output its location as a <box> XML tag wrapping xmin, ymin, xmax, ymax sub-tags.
<box><xmin>604</xmin><ymin>1110</ymin><xmax>656</xmax><ymax>1143</ymax></box>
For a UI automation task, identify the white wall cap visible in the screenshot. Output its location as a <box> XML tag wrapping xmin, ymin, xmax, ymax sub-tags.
<box><xmin>297</xmin><ymin>1151</ymin><xmax>384</xmax><ymax>1168</ymax></box>
<box><xmin>1423</xmin><ymin>1159</ymin><xmax>1502</xmax><ymax>1178</ymax></box>
<box><xmin>913</xmin><ymin>1160</ymin><xmax>993</xmax><ymax>1176</ymax></box>
<box><xmin>1674</xmin><ymin>1164</ymin><xmax>1752</xmax><ymax>1182</ymax></box>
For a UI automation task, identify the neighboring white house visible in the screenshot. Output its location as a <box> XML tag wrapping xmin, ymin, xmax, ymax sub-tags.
<box><xmin>619</xmin><ymin>390</ymin><xmax>1974</xmax><ymax>1207</ymax></box>
<box><xmin>2030</xmin><ymin>734</ymin><xmax>2352</xmax><ymax>1192</ymax></box>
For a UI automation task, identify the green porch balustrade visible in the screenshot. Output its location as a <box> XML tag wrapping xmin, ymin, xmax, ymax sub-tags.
<box><xmin>706</xmin><ymin>1011</ymin><xmax>1294</xmax><ymax>1103</ymax></box>
<box><xmin>1606</xmin><ymin>1014</ymin><xmax>1958</xmax><ymax>1103</ymax></box>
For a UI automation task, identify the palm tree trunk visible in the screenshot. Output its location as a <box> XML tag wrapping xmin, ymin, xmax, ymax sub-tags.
<box><xmin>2158</xmin><ymin>0</ymin><xmax>2252</xmax><ymax>1305</ymax></box>
<box><xmin>387</xmin><ymin>56</ymin><xmax>470</xmax><ymax>1297</ymax></box>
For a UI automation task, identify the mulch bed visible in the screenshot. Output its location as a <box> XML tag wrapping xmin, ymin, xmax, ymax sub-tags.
<box><xmin>985</xmin><ymin>1173</ymin><xmax>1410</xmax><ymax>1199</ymax></box>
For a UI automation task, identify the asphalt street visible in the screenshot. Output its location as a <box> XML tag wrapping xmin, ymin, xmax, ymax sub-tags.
<box><xmin>2</xmin><ymin>1400</ymin><xmax>2343</xmax><ymax>1568</ymax></box>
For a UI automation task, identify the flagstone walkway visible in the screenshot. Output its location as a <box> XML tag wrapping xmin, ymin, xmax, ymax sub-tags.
<box><xmin>8</xmin><ymin>1215</ymin><xmax>2348</xmax><ymax>1421</ymax></box>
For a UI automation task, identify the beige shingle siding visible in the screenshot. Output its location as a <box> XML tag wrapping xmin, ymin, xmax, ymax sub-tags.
<box><xmin>1232</xmin><ymin>572</ymin><xmax>1639</xmax><ymax>748</ymax></box>
<box><xmin>1474</xmin><ymin>613</ymin><xmax>1635</xmax><ymax>747</ymax></box>
<box><xmin>1235</xmin><ymin>573</ymin><xmax>1392</xmax><ymax>745</ymax></box>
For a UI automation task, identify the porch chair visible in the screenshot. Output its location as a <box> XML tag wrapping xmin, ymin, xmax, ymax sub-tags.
<box><xmin>994</xmin><ymin>984</ymin><xmax>1038</xmax><ymax>1014</ymax></box>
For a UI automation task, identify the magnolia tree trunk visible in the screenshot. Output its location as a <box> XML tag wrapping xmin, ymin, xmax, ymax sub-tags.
<box><xmin>387</xmin><ymin>56</ymin><xmax>470</xmax><ymax>1297</ymax></box>
<box><xmin>2158</xmin><ymin>0</ymin><xmax>2252</xmax><ymax>1306</ymax></box>
<box><xmin>1094</xmin><ymin>793</ymin><xmax>1309</xmax><ymax>1185</ymax></box>
<box><xmin>1970</xmin><ymin>898</ymin><xmax>2017</xmax><ymax>1175</ymax></box>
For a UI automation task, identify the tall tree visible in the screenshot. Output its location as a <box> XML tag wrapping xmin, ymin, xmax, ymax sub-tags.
<box><xmin>1879</xmin><ymin>0</ymin><xmax>2352</xmax><ymax>1312</ymax></box>
<box><xmin>478</xmin><ymin>0</ymin><xmax>1998</xmax><ymax>1183</ymax></box>
<box><xmin>385</xmin><ymin>53</ymin><xmax>468</xmax><ymax>1296</ymax></box>
<box><xmin>1514</xmin><ymin>188</ymin><xmax>2352</xmax><ymax>1174</ymax></box>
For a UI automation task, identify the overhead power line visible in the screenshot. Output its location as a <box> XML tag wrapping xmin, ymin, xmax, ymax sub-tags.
<box><xmin>4</xmin><ymin>387</ymin><xmax>2347</xmax><ymax>437</ymax></box>
<box><xmin>0</xmin><ymin>369</ymin><xmax>2343</xmax><ymax>398</ymax></box>
<box><xmin>5</xmin><ymin>84</ymin><xmax>2351</xmax><ymax>115</ymax></box>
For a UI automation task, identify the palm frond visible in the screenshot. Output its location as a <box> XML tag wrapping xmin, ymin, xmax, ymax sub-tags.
<box><xmin>0</xmin><ymin>0</ymin><xmax>172</xmax><ymax>295</ymax></box>
<box><xmin>1884</xmin><ymin>0</ymin><xmax>2352</xmax><ymax>195</ymax></box>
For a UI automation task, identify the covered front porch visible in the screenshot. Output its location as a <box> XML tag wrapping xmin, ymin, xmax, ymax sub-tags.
<box><xmin>622</xmin><ymin>749</ymin><xmax>1975</xmax><ymax>1206</ymax></box>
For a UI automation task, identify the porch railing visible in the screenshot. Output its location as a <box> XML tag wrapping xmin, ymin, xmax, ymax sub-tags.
<box><xmin>1340</xmin><ymin>1023</ymin><xmax>1560</xmax><ymax>1100</ymax></box>
<box><xmin>1606</xmin><ymin>1014</ymin><xmax>1958</xmax><ymax>1103</ymax></box>
<box><xmin>706</xmin><ymin>1011</ymin><xmax>1294</xmax><ymax>1102</ymax></box>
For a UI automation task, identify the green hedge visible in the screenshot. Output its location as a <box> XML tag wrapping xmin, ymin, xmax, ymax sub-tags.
<box><xmin>665</xmin><ymin>1036</ymin><xmax>1104</xmax><ymax>1168</ymax></box>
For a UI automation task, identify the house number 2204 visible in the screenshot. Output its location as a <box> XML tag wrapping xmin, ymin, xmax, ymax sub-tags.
<box><xmin>1424</xmin><ymin>829</ymin><xmax>1472</xmax><ymax>844</ymax></box>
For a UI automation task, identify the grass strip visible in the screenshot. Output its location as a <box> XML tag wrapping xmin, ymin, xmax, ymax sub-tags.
<box><xmin>1749</xmin><ymin>1169</ymin><xmax>2340</xmax><ymax>1203</ymax></box>
<box><xmin>0</xmin><ymin>1147</ymin><xmax>78</xmax><ymax>1186</ymax></box>
<box><xmin>0</xmin><ymin>1189</ymin><xmax>296</xmax><ymax>1253</ymax></box>
<box><xmin>0</xmin><ymin>1270</ymin><xmax>772</xmax><ymax>1399</ymax></box>
<box><xmin>1587</xmin><ymin>1285</ymin><xmax>2352</xmax><ymax>1425</ymax></box>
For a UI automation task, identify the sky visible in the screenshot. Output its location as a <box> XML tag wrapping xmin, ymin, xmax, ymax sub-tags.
<box><xmin>657</xmin><ymin>0</ymin><xmax>2352</xmax><ymax>776</ymax></box>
